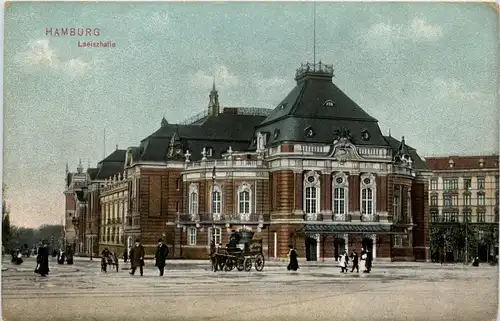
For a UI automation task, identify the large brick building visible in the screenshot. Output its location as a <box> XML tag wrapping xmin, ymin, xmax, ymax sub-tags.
<box><xmin>425</xmin><ymin>155</ymin><xmax>499</xmax><ymax>261</ymax></box>
<box><xmin>65</xmin><ymin>62</ymin><xmax>432</xmax><ymax>261</ymax></box>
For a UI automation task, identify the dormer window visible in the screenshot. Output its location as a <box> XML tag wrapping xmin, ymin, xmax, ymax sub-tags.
<box><xmin>279</xmin><ymin>103</ymin><xmax>287</xmax><ymax>110</ymax></box>
<box><xmin>449</xmin><ymin>159</ymin><xmax>454</xmax><ymax>168</ymax></box>
<box><xmin>206</xmin><ymin>148</ymin><xmax>213</xmax><ymax>157</ymax></box>
<box><xmin>361</xmin><ymin>129</ymin><xmax>370</xmax><ymax>141</ymax></box>
<box><xmin>257</xmin><ymin>132</ymin><xmax>267</xmax><ymax>151</ymax></box>
<box><xmin>273</xmin><ymin>129</ymin><xmax>280</xmax><ymax>139</ymax></box>
<box><xmin>304</xmin><ymin>126</ymin><xmax>315</xmax><ymax>138</ymax></box>
<box><xmin>322</xmin><ymin>100</ymin><xmax>335</xmax><ymax>107</ymax></box>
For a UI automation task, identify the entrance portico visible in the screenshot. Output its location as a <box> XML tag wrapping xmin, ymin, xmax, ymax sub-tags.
<box><xmin>297</xmin><ymin>223</ymin><xmax>412</xmax><ymax>261</ymax></box>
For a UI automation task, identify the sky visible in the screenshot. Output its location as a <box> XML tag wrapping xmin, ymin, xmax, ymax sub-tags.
<box><xmin>3</xmin><ymin>2</ymin><xmax>498</xmax><ymax>228</ymax></box>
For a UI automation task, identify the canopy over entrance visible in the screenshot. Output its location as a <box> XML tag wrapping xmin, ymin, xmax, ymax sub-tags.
<box><xmin>296</xmin><ymin>224</ymin><xmax>410</xmax><ymax>235</ymax></box>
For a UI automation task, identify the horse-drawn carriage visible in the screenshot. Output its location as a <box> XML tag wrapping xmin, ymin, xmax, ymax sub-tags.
<box><xmin>101</xmin><ymin>250</ymin><xmax>119</xmax><ymax>272</ymax></box>
<box><xmin>210</xmin><ymin>230</ymin><xmax>265</xmax><ymax>272</ymax></box>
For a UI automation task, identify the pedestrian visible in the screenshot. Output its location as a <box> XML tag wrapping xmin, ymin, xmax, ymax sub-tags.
<box><xmin>155</xmin><ymin>238</ymin><xmax>169</xmax><ymax>276</ymax></box>
<box><xmin>365</xmin><ymin>250</ymin><xmax>373</xmax><ymax>273</ymax></box>
<box><xmin>360</xmin><ymin>248</ymin><xmax>367</xmax><ymax>272</ymax></box>
<box><xmin>123</xmin><ymin>248</ymin><xmax>128</xmax><ymax>263</ymax></box>
<box><xmin>350</xmin><ymin>249</ymin><xmax>359</xmax><ymax>273</ymax></box>
<box><xmin>35</xmin><ymin>240</ymin><xmax>50</xmax><ymax>277</ymax></box>
<box><xmin>287</xmin><ymin>245</ymin><xmax>299</xmax><ymax>272</ymax></box>
<box><xmin>101</xmin><ymin>248</ymin><xmax>110</xmax><ymax>272</ymax></box>
<box><xmin>339</xmin><ymin>250</ymin><xmax>349</xmax><ymax>273</ymax></box>
<box><xmin>129</xmin><ymin>239</ymin><xmax>145</xmax><ymax>276</ymax></box>
<box><xmin>472</xmin><ymin>256</ymin><xmax>480</xmax><ymax>267</ymax></box>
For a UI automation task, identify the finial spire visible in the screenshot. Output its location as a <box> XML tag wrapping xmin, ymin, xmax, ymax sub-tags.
<box><xmin>388</xmin><ymin>128</ymin><xmax>391</xmax><ymax>137</ymax></box>
<box><xmin>212</xmin><ymin>76</ymin><xmax>216</xmax><ymax>91</ymax></box>
<box><xmin>65</xmin><ymin>162</ymin><xmax>69</xmax><ymax>173</ymax></box>
<box><xmin>116</xmin><ymin>144</ymin><xmax>118</xmax><ymax>150</ymax></box>
<box><xmin>77</xmin><ymin>159</ymin><xmax>83</xmax><ymax>174</ymax></box>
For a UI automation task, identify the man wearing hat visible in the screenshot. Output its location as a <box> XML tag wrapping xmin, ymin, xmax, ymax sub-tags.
<box><xmin>155</xmin><ymin>238</ymin><xmax>169</xmax><ymax>276</ymax></box>
<box><xmin>129</xmin><ymin>239</ymin><xmax>145</xmax><ymax>276</ymax></box>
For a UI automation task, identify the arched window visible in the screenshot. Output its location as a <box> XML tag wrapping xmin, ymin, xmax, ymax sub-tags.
<box><xmin>188</xmin><ymin>183</ymin><xmax>199</xmax><ymax>217</ymax></box>
<box><xmin>212</xmin><ymin>185</ymin><xmax>222</xmax><ymax>215</ymax></box>
<box><xmin>238</xmin><ymin>183</ymin><xmax>251</xmax><ymax>215</ymax></box>
<box><xmin>360</xmin><ymin>174</ymin><xmax>376</xmax><ymax>217</ymax></box>
<box><xmin>332</xmin><ymin>173</ymin><xmax>349</xmax><ymax>217</ymax></box>
<box><xmin>304</xmin><ymin>171</ymin><xmax>320</xmax><ymax>219</ymax></box>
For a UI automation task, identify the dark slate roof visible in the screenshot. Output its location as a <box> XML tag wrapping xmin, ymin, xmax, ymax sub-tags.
<box><xmin>87</xmin><ymin>168</ymin><xmax>98</xmax><ymax>180</ymax></box>
<box><xmin>384</xmin><ymin>135</ymin><xmax>429</xmax><ymax>170</ymax></box>
<box><xmin>296</xmin><ymin>224</ymin><xmax>405</xmax><ymax>234</ymax></box>
<box><xmin>94</xmin><ymin>149</ymin><xmax>126</xmax><ymax>180</ymax></box>
<box><xmin>137</xmin><ymin>108</ymin><xmax>268</xmax><ymax>162</ymax></box>
<box><xmin>251</xmin><ymin>64</ymin><xmax>389</xmax><ymax>148</ymax></box>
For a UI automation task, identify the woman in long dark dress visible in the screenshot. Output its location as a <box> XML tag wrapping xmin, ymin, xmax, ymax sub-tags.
<box><xmin>287</xmin><ymin>245</ymin><xmax>299</xmax><ymax>271</ymax></box>
<box><xmin>35</xmin><ymin>241</ymin><xmax>50</xmax><ymax>277</ymax></box>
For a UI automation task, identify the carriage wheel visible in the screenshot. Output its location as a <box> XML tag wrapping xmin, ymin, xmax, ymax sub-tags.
<box><xmin>243</xmin><ymin>258</ymin><xmax>252</xmax><ymax>272</ymax></box>
<box><xmin>236</xmin><ymin>258</ymin><xmax>245</xmax><ymax>271</ymax></box>
<box><xmin>224</xmin><ymin>258</ymin><xmax>234</xmax><ymax>271</ymax></box>
<box><xmin>254</xmin><ymin>253</ymin><xmax>265</xmax><ymax>272</ymax></box>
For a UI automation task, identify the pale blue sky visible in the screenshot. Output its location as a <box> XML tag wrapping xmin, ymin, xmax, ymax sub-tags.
<box><xmin>3</xmin><ymin>2</ymin><xmax>498</xmax><ymax>228</ymax></box>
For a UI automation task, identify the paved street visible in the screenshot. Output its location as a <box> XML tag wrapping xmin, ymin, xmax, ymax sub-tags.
<box><xmin>2</xmin><ymin>256</ymin><xmax>498</xmax><ymax>321</ymax></box>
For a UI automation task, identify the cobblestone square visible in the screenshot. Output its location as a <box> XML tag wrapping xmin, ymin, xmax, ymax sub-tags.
<box><xmin>2</xmin><ymin>257</ymin><xmax>498</xmax><ymax>321</ymax></box>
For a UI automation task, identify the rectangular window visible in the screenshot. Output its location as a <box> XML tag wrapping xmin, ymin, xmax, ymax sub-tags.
<box><xmin>333</xmin><ymin>187</ymin><xmax>345</xmax><ymax>214</ymax></box>
<box><xmin>430</xmin><ymin>211</ymin><xmax>439</xmax><ymax>222</ymax></box>
<box><xmin>393</xmin><ymin>235</ymin><xmax>403</xmax><ymax>248</ymax></box>
<box><xmin>430</xmin><ymin>195</ymin><xmax>438</xmax><ymax>206</ymax></box>
<box><xmin>212</xmin><ymin>190</ymin><xmax>222</xmax><ymax>214</ymax></box>
<box><xmin>176</xmin><ymin>178</ymin><xmax>181</xmax><ymax>191</ymax></box>
<box><xmin>209</xmin><ymin>227</ymin><xmax>222</xmax><ymax>245</ymax></box>
<box><xmin>189</xmin><ymin>192</ymin><xmax>198</xmax><ymax>215</ymax></box>
<box><xmin>238</xmin><ymin>191</ymin><xmax>250</xmax><ymax>214</ymax></box>
<box><xmin>463</xmin><ymin>178</ymin><xmax>471</xmax><ymax>190</ymax></box>
<box><xmin>496</xmin><ymin>176</ymin><xmax>499</xmax><ymax>191</ymax></box>
<box><xmin>430</xmin><ymin>179</ymin><xmax>438</xmax><ymax>191</ymax></box>
<box><xmin>464</xmin><ymin>193</ymin><xmax>471</xmax><ymax>206</ymax></box>
<box><xmin>304</xmin><ymin>187</ymin><xmax>317</xmax><ymax>214</ymax></box>
<box><xmin>393</xmin><ymin>195</ymin><xmax>400</xmax><ymax>218</ymax></box>
<box><xmin>451</xmin><ymin>195</ymin><xmax>458</xmax><ymax>207</ymax></box>
<box><xmin>450</xmin><ymin>212</ymin><xmax>458</xmax><ymax>222</ymax></box>
<box><xmin>443</xmin><ymin>179</ymin><xmax>458</xmax><ymax>191</ymax></box>
<box><xmin>443</xmin><ymin>195</ymin><xmax>451</xmax><ymax>207</ymax></box>
<box><xmin>463</xmin><ymin>211</ymin><xmax>471</xmax><ymax>223</ymax></box>
<box><xmin>361</xmin><ymin>188</ymin><xmax>374</xmax><ymax>215</ymax></box>
<box><xmin>496</xmin><ymin>192</ymin><xmax>499</xmax><ymax>206</ymax></box>
<box><xmin>188</xmin><ymin>228</ymin><xmax>197</xmax><ymax>245</ymax></box>
<box><xmin>477</xmin><ymin>211</ymin><xmax>486</xmax><ymax>223</ymax></box>
<box><xmin>477</xmin><ymin>193</ymin><xmax>485</xmax><ymax>206</ymax></box>
<box><xmin>443</xmin><ymin>212</ymin><xmax>450</xmax><ymax>222</ymax></box>
<box><xmin>477</xmin><ymin>177</ymin><xmax>485</xmax><ymax>189</ymax></box>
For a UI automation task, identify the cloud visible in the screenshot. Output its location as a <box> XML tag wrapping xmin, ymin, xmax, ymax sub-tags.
<box><xmin>254</xmin><ymin>76</ymin><xmax>290</xmax><ymax>96</ymax></box>
<box><xmin>189</xmin><ymin>64</ymin><xmax>240</xmax><ymax>90</ymax></box>
<box><xmin>360</xmin><ymin>18</ymin><xmax>443</xmax><ymax>49</ymax></box>
<box><xmin>409</xmin><ymin>18</ymin><xmax>444</xmax><ymax>42</ymax></box>
<box><xmin>16</xmin><ymin>39</ymin><xmax>93</xmax><ymax>77</ymax></box>
<box><xmin>431</xmin><ymin>77</ymin><xmax>488</xmax><ymax>101</ymax></box>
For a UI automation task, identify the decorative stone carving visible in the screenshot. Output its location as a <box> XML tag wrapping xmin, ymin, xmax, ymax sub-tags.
<box><xmin>184</xmin><ymin>150</ymin><xmax>191</xmax><ymax>163</ymax></box>
<box><xmin>167</xmin><ymin>132</ymin><xmax>184</xmax><ymax>160</ymax></box>
<box><xmin>201</xmin><ymin>147</ymin><xmax>207</xmax><ymax>161</ymax></box>
<box><xmin>393</xmin><ymin>136</ymin><xmax>413</xmax><ymax>169</ymax></box>
<box><xmin>227</xmin><ymin>146</ymin><xmax>233</xmax><ymax>159</ymax></box>
<box><xmin>327</xmin><ymin>127</ymin><xmax>363</xmax><ymax>163</ymax></box>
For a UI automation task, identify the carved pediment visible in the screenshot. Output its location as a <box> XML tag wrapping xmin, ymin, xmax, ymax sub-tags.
<box><xmin>326</xmin><ymin>127</ymin><xmax>363</xmax><ymax>163</ymax></box>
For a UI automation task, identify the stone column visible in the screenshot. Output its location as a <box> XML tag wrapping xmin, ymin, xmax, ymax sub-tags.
<box><xmin>344</xmin><ymin>233</ymin><xmax>349</xmax><ymax>253</ymax></box>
